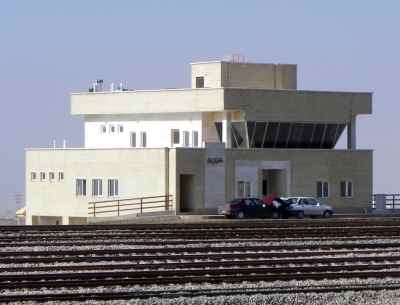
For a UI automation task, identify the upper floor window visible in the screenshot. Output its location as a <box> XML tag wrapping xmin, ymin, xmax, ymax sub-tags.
<box><xmin>109</xmin><ymin>125</ymin><xmax>115</xmax><ymax>133</ymax></box>
<box><xmin>92</xmin><ymin>179</ymin><xmax>103</xmax><ymax>197</ymax></box>
<box><xmin>316</xmin><ymin>180</ymin><xmax>329</xmax><ymax>198</ymax></box>
<box><xmin>30</xmin><ymin>172</ymin><xmax>37</xmax><ymax>181</ymax></box>
<box><xmin>183</xmin><ymin>131</ymin><xmax>190</xmax><ymax>147</ymax></box>
<box><xmin>130</xmin><ymin>132</ymin><xmax>137</xmax><ymax>147</ymax></box>
<box><xmin>108</xmin><ymin>179</ymin><xmax>119</xmax><ymax>197</ymax></box>
<box><xmin>192</xmin><ymin>131</ymin><xmax>199</xmax><ymax>147</ymax></box>
<box><xmin>58</xmin><ymin>172</ymin><xmax>64</xmax><ymax>181</ymax></box>
<box><xmin>49</xmin><ymin>172</ymin><xmax>55</xmax><ymax>181</ymax></box>
<box><xmin>140</xmin><ymin>131</ymin><xmax>147</xmax><ymax>147</ymax></box>
<box><xmin>40</xmin><ymin>172</ymin><xmax>46</xmax><ymax>181</ymax></box>
<box><xmin>196</xmin><ymin>76</ymin><xmax>204</xmax><ymax>88</ymax></box>
<box><xmin>172</xmin><ymin>129</ymin><xmax>180</xmax><ymax>145</ymax></box>
<box><xmin>118</xmin><ymin>125</ymin><xmax>124</xmax><ymax>133</ymax></box>
<box><xmin>100</xmin><ymin>125</ymin><xmax>106</xmax><ymax>134</ymax></box>
<box><xmin>340</xmin><ymin>180</ymin><xmax>353</xmax><ymax>198</ymax></box>
<box><xmin>76</xmin><ymin>179</ymin><xmax>86</xmax><ymax>196</ymax></box>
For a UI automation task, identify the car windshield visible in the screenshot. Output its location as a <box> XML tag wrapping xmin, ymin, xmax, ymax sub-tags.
<box><xmin>307</xmin><ymin>198</ymin><xmax>319</xmax><ymax>205</ymax></box>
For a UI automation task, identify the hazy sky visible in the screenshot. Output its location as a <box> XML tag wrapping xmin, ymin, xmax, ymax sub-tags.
<box><xmin>0</xmin><ymin>1</ymin><xmax>399</xmax><ymax>216</ymax></box>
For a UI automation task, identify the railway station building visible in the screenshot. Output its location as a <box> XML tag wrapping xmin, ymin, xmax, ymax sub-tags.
<box><xmin>24</xmin><ymin>60</ymin><xmax>373</xmax><ymax>225</ymax></box>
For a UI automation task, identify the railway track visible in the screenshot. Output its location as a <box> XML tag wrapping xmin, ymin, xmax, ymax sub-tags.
<box><xmin>3</xmin><ymin>219</ymin><xmax>400</xmax><ymax>302</ymax></box>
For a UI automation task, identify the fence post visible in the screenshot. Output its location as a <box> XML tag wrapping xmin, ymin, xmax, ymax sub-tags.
<box><xmin>117</xmin><ymin>200</ymin><xmax>120</xmax><ymax>216</ymax></box>
<box><xmin>93</xmin><ymin>203</ymin><xmax>96</xmax><ymax>217</ymax></box>
<box><xmin>140</xmin><ymin>198</ymin><xmax>143</xmax><ymax>214</ymax></box>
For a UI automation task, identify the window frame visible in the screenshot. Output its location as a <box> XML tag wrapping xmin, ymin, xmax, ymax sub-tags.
<box><xmin>108</xmin><ymin>178</ymin><xmax>119</xmax><ymax>197</ymax></box>
<box><xmin>316</xmin><ymin>180</ymin><xmax>329</xmax><ymax>198</ymax></box>
<box><xmin>340</xmin><ymin>180</ymin><xmax>353</xmax><ymax>198</ymax></box>
<box><xmin>92</xmin><ymin>178</ymin><xmax>103</xmax><ymax>197</ymax></box>
<box><xmin>140</xmin><ymin>131</ymin><xmax>147</xmax><ymax>147</ymax></box>
<box><xmin>171</xmin><ymin>129</ymin><xmax>180</xmax><ymax>145</ymax></box>
<box><xmin>109</xmin><ymin>124</ymin><xmax>116</xmax><ymax>133</ymax></box>
<box><xmin>118</xmin><ymin>124</ymin><xmax>124</xmax><ymax>133</ymax></box>
<box><xmin>58</xmin><ymin>172</ymin><xmax>64</xmax><ymax>182</ymax></box>
<box><xmin>75</xmin><ymin>178</ymin><xmax>87</xmax><ymax>197</ymax></box>
<box><xmin>195</xmin><ymin>76</ymin><xmax>205</xmax><ymax>88</ymax></box>
<box><xmin>30</xmin><ymin>172</ymin><xmax>37</xmax><ymax>181</ymax></box>
<box><xmin>192</xmin><ymin>131</ymin><xmax>199</xmax><ymax>147</ymax></box>
<box><xmin>40</xmin><ymin>172</ymin><xmax>46</xmax><ymax>181</ymax></box>
<box><xmin>237</xmin><ymin>180</ymin><xmax>251</xmax><ymax>198</ymax></box>
<box><xmin>130</xmin><ymin>132</ymin><xmax>137</xmax><ymax>147</ymax></box>
<box><xmin>100</xmin><ymin>124</ymin><xmax>107</xmax><ymax>134</ymax></box>
<box><xmin>183</xmin><ymin>131</ymin><xmax>190</xmax><ymax>147</ymax></box>
<box><xmin>49</xmin><ymin>172</ymin><xmax>55</xmax><ymax>182</ymax></box>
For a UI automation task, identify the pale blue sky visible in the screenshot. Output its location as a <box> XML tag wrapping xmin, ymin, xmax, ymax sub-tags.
<box><xmin>0</xmin><ymin>1</ymin><xmax>399</xmax><ymax>216</ymax></box>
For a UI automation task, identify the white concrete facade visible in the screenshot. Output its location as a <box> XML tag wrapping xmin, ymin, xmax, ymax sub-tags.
<box><xmin>24</xmin><ymin>59</ymin><xmax>373</xmax><ymax>224</ymax></box>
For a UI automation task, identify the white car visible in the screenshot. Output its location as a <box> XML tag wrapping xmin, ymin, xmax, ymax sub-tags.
<box><xmin>285</xmin><ymin>197</ymin><xmax>334</xmax><ymax>218</ymax></box>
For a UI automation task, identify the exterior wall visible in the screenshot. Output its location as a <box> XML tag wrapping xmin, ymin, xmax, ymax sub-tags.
<box><xmin>25</xmin><ymin>148</ymin><xmax>169</xmax><ymax>224</ymax></box>
<box><xmin>221</xmin><ymin>62</ymin><xmax>297</xmax><ymax>90</ymax></box>
<box><xmin>191</xmin><ymin>62</ymin><xmax>222</xmax><ymax>88</ymax></box>
<box><xmin>225</xmin><ymin>149</ymin><xmax>373</xmax><ymax>213</ymax></box>
<box><xmin>224</xmin><ymin>89</ymin><xmax>372</xmax><ymax>123</ymax></box>
<box><xmin>85</xmin><ymin>113</ymin><xmax>203</xmax><ymax>148</ymax></box>
<box><xmin>71</xmin><ymin>88</ymin><xmax>224</xmax><ymax>115</ymax></box>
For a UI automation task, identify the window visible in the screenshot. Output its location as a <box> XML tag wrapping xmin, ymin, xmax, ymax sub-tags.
<box><xmin>118</xmin><ymin>125</ymin><xmax>124</xmax><ymax>133</ymax></box>
<box><xmin>237</xmin><ymin>181</ymin><xmax>251</xmax><ymax>198</ymax></box>
<box><xmin>30</xmin><ymin>172</ymin><xmax>37</xmax><ymax>181</ymax></box>
<box><xmin>340</xmin><ymin>180</ymin><xmax>353</xmax><ymax>197</ymax></box>
<box><xmin>196</xmin><ymin>76</ymin><xmax>204</xmax><ymax>88</ymax></box>
<box><xmin>316</xmin><ymin>181</ymin><xmax>329</xmax><ymax>198</ymax></box>
<box><xmin>92</xmin><ymin>179</ymin><xmax>103</xmax><ymax>197</ymax></box>
<box><xmin>100</xmin><ymin>125</ymin><xmax>106</xmax><ymax>134</ymax></box>
<box><xmin>183</xmin><ymin>131</ymin><xmax>190</xmax><ymax>147</ymax></box>
<box><xmin>109</xmin><ymin>125</ymin><xmax>115</xmax><ymax>133</ymax></box>
<box><xmin>108</xmin><ymin>179</ymin><xmax>119</xmax><ymax>197</ymax></box>
<box><xmin>130</xmin><ymin>132</ymin><xmax>136</xmax><ymax>147</ymax></box>
<box><xmin>40</xmin><ymin>172</ymin><xmax>46</xmax><ymax>181</ymax></box>
<box><xmin>192</xmin><ymin>131</ymin><xmax>199</xmax><ymax>147</ymax></box>
<box><xmin>58</xmin><ymin>172</ymin><xmax>64</xmax><ymax>181</ymax></box>
<box><xmin>49</xmin><ymin>172</ymin><xmax>55</xmax><ymax>181</ymax></box>
<box><xmin>172</xmin><ymin>129</ymin><xmax>180</xmax><ymax>145</ymax></box>
<box><xmin>76</xmin><ymin>179</ymin><xmax>86</xmax><ymax>196</ymax></box>
<box><xmin>140</xmin><ymin>131</ymin><xmax>147</xmax><ymax>147</ymax></box>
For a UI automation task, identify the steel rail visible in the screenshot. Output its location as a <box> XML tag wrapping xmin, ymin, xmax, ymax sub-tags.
<box><xmin>3</xmin><ymin>283</ymin><xmax>400</xmax><ymax>302</ymax></box>
<box><xmin>0</xmin><ymin>248</ymin><xmax>393</xmax><ymax>264</ymax></box>
<box><xmin>2</xmin><ymin>254</ymin><xmax>400</xmax><ymax>273</ymax></box>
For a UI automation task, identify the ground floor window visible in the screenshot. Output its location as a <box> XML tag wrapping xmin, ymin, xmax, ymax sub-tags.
<box><xmin>316</xmin><ymin>180</ymin><xmax>329</xmax><ymax>198</ymax></box>
<box><xmin>340</xmin><ymin>180</ymin><xmax>353</xmax><ymax>197</ymax></box>
<box><xmin>140</xmin><ymin>132</ymin><xmax>147</xmax><ymax>147</ymax></box>
<box><xmin>76</xmin><ymin>179</ymin><xmax>86</xmax><ymax>196</ymax></box>
<box><xmin>130</xmin><ymin>132</ymin><xmax>136</xmax><ymax>147</ymax></box>
<box><xmin>237</xmin><ymin>181</ymin><xmax>251</xmax><ymax>198</ymax></box>
<box><xmin>108</xmin><ymin>179</ymin><xmax>119</xmax><ymax>197</ymax></box>
<box><xmin>192</xmin><ymin>131</ymin><xmax>199</xmax><ymax>147</ymax></box>
<box><xmin>183</xmin><ymin>131</ymin><xmax>190</xmax><ymax>147</ymax></box>
<box><xmin>92</xmin><ymin>179</ymin><xmax>103</xmax><ymax>197</ymax></box>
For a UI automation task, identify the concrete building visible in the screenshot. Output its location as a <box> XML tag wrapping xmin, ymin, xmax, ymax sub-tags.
<box><xmin>25</xmin><ymin>60</ymin><xmax>373</xmax><ymax>225</ymax></box>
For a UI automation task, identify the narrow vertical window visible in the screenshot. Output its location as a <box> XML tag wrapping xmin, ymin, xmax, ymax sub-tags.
<box><xmin>108</xmin><ymin>179</ymin><xmax>119</xmax><ymax>197</ymax></box>
<box><xmin>130</xmin><ymin>132</ymin><xmax>136</xmax><ymax>147</ymax></box>
<box><xmin>30</xmin><ymin>172</ymin><xmax>37</xmax><ymax>181</ymax></box>
<box><xmin>183</xmin><ymin>131</ymin><xmax>190</xmax><ymax>147</ymax></box>
<box><xmin>76</xmin><ymin>179</ymin><xmax>86</xmax><ymax>196</ymax></box>
<box><xmin>118</xmin><ymin>125</ymin><xmax>124</xmax><ymax>133</ymax></box>
<box><xmin>192</xmin><ymin>131</ymin><xmax>199</xmax><ymax>147</ymax></box>
<box><xmin>92</xmin><ymin>179</ymin><xmax>103</xmax><ymax>197</ymax></box>
<box><xmin>49</xmin><ymin>172</ymin><xmax>55</xmax><ymax>181</ymax></box>
<box><xmin>172</xmin><ymin>129</ymin><xmax>180</xmax><ymax>145</ymax></box>
<box><xmin>140</xmin><ymin>132</ymin><xmax>147</xmax><ymax>147</ymax></box>
<box><xmin>316</xmin><ymin>180</ymin><xmax>329</xmax><ymax>198</ymax></box>
<box><xmin>340</xmin><ymin>180</ymin><xmax>353</xmax><ymax>197</ymax></box>
<box><xmin>40</xmin><ymin>172</ymin><xmax>46</xmax><ymax>181</ymax></box>
<box><xmin>58</xmin><ymin>172</ymin><xmax>64</xmax><ymax>181</ymax></box>
<box><xmin>196</xmin><ymin>76</ymin><xmax>204</xmax><ymax>88</ymax></box>
<box><xmin>109</xmin><ymin>125</ymin><xmax>115</xmax><ymax>133</ymax></box>
<box><xmin>100</xmin><ymin>125</ymin><xmax>106</xmax><ymax>134</ymax></box>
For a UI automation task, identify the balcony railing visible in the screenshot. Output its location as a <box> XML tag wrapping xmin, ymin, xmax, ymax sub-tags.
<box><xmin>88</xmin><ymin>194</ymin><xmax>173</xmax><ymax>217</ymax></box>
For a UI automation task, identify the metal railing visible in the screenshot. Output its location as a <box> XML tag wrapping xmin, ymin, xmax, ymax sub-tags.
<box><xmin>88</xmin><ymin>194</ymin><xmax>173</xmax><ymax>217</ymax></box>
<box><xmin>371</xmin><ymin>194</ymin><xmax>400</xmax><ymax>209</ymax></box>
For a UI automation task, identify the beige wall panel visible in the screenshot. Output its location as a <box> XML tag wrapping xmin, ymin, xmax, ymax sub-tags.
<box><xmin>191</xmin><ymin>62</ymin><xmax>222</xmax><ymax>88</ymax></box>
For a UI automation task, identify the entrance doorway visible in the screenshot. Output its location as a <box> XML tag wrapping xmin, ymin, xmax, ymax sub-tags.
<box><xmin>180</xmin><ymin>174</ymin><xmax>195</xmax><ymax>212</ymax></box>
<box><xmin>261</xmin><ymin>169</ymin><xmax>287</xmax><ymax>197</ymax></box>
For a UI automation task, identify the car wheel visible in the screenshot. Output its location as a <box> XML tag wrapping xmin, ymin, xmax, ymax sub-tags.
<box><xmin>236</xmin><ymin>211</ymin><xmax>245</xmax><ymax>219</ymax></box>
<box><xmin>297</xmin><ymin>211</ymin><xmax>305</xmax><ymax>219</ymax></box>
<box><xmin>272</xmin><ymin>211</ymin><xmax>280</xmax><ymax>219</ymax></box>
<box><xmin>323</xmin><ymin>210</ymin><xmax>333</xmax><ymax>218</ymax></box>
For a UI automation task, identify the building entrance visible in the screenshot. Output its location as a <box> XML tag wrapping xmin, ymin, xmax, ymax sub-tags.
<box><xmin>261</xmin><ymin>169</ymin><xmax>287</xmax><ymax>197</ymax></box>
<box><xmin>180</xmin><ymin>174</ymin><xmax>195</xmax><ymax>212</ymax></box>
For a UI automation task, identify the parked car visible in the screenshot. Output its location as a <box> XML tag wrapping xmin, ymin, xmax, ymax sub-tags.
<box><xmin>224</xmin><ymin>198</ymin><xmax>281</xmax><ymax>219</ymax></box>
<box><xmin>285</xmin><ymin>197</ymin><xmax>334</xmax><ymax>218</ymax></box>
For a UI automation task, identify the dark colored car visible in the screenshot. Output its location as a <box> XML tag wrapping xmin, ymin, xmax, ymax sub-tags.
<box><xmin>224</xmin><ymin>198</ymin><xmax>281</xmax><ymax>219</ymax></box>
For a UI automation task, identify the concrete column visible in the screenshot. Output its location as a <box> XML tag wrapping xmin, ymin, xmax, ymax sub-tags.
<box><xmin>222</xmin><ymin>112</ymin><xmax>232</xmax><ymax>148</ymax></box>
<box><xmin>347</xmin><ymin>116</ymin><xmax>357</xmax><ymax>150</ymax></box>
